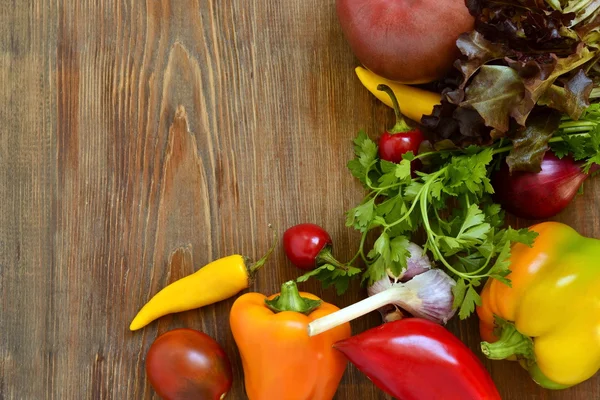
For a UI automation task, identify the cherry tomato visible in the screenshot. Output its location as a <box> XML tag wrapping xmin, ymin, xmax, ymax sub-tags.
<box><xmin>378</xmin><ymin>129</ymin><xmax>424</xmax><ymax>164</ymax></box>
<box><xmin>283</xmin><ymin>223</ymin><xmax>332</xmax><ymax>270</ymax></box>
<box><xmin>145</xmin><ymin>328</ymin><xmax>232</xmax><ymax>400</ymax></box>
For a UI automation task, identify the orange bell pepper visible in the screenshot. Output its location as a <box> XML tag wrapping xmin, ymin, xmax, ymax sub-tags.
<box><xmin>229</xmin><ymin>281</ymin><xmax>351</xmax><ymax>400</ymax></box>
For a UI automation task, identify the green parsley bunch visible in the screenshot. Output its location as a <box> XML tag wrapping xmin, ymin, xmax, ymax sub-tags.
<box><xmin>300</xmin><ymin>103</ymin><xmax>600</xmax><ymax>319</ymax></box>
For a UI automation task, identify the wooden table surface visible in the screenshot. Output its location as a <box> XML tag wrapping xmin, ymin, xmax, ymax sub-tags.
<box><xmin>2</xmin><ymin>1</ymin><xmax>600</xmax><ymax>399</ymax></box>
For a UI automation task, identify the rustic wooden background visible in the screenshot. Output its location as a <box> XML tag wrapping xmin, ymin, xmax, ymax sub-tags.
<box><xmin>2</xmin><ymin>1</ymin><xmax>599</xmax><ymax>399</ymax></box>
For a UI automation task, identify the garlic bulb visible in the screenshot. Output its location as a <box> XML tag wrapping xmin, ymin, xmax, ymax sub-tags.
<box><xmin>371</xmin><ymin>240</ymin><xmax>455</xmax><ymax>324</ymax></box>
<box><xmin>307</xmin><ymin>252</ymin><xmax>457</xmax><ymax>337</ymax></box>
<box><xmin>367</xmin><ymin>269</ymin><xmax>456</xmax><ymax>325</ymax></box>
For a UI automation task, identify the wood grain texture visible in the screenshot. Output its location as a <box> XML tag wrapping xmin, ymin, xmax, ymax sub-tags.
<box><xmin>1</xmin><ymin>0</ymin><xmax>599</xmax><ymax>399</ymax></box>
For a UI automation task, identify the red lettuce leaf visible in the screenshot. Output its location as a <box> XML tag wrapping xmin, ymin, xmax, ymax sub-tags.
<box><xmin>460</xmin><ymin>65</ymin><xmax>525</xmax><ymax>133</ymax></box>
<box><xmin>538</xmin><ymin>69</ymin><xmax>594</xmax><ymax>118</ymax></box>
<box><xmin>505</xmin><ymin>109</ymin><xmax>562</xmax><ymax>173</ymax></box>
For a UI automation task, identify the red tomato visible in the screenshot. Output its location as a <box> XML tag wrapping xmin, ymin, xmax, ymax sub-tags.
<box><xmin>145</xmin><ymin>328</ymin><xmax>232</xmax><ymax>400</ymax></box>
<box><xmin>283</xmin><ymin>223</ymin><xmax>332</xmax><ymax>270</ymax></box>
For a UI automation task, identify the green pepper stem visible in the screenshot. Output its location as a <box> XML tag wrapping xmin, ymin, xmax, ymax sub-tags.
<box><xmin>525</xmin><ymin>360</ymin><xmax>572</xmax><ymax>390</ymax></box>
<box><xmin>377</xmin><ymin>84</ymin><xmax>411</xmax><ymax>133</ymax></box>
<box><xmin>481</xmin><ymin>321</ymin><xmax>534</xmax><ymax>360</ymax></box>
<box><xmin>265</xmin><ymin>281</ymin><xmax>322</xmax><ymax>315</ymax></box>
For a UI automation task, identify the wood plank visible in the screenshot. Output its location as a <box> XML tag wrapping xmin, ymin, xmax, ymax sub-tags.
<box><xmin>0</xmin><ymin>0</ymin><xmax>598</xmax><ymax>399</ymax></box>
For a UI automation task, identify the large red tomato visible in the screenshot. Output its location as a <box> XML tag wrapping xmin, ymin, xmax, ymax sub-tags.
<box><xmin>145</xmin><ymin>328</ymin><xmax>233</xmax><ymax>400</ymax></box>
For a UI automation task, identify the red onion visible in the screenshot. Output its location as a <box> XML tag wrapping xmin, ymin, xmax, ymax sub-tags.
<box><xmin>492</xmin><ymin>152</ymin><xmax>599</xmax><ymax>220</ymax></box>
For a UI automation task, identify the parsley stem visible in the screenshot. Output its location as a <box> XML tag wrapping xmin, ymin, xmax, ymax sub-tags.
<box><xmin>419</xmin><ymin>180</ymin><xmax>462</xmax><ymax>276</ymax></box>
<box><xmin>559</xmin><ymin>121</ymin><xmax>596</xmax><ymax>128</ymax></box>
<box><xmin>384</xmin><ymin>168</ymin><xmax>447</xmax><ymax>233</ymax></box>
<box><xmin>383</xmin><ymin>188</ymin><xmax>423</xmax><ymax>230</ymax></box>
<box><xmin>417</xmin><ymin>125</ymin><xmax>596</xmax><ymax>160</ymax></box>
<box><xmin>491</xmin><ymin>132</ymin><xmax>593</xmax><ymax>156</ymax></box>
<box><xmin>364</xmin><ymin>159</ymin><xmax>378</xmax><ymax>189</ymax></box>
<box><xmin>364</xmin><ymin>161</ymin><xmax>406</xmax><ymax>192</ymax></box>
<box><xmin>346</xmin><ymin>230</ymin><xmax>369</xmax><ymax>266</ymax></box>
<box><xmin>466</xmin><ymin>243</ymin><xmax>496</xmax><ymax>276</ymax></box>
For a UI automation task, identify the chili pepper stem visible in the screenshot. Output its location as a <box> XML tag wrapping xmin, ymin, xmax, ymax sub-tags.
<box><xmin>247</xmin><ymin>225</ymin><xmax>278</xmax><ymax>278</ymax></box>
<box><xmin>265</xmin><ymin>281</ymin><xmax>322</xmax><ymax>315</ymax></box>
<box><xmin>377</xmin><ymin>84</ymin><xmax>411</xmax><ymax>133</ymax></box>
<box><xmin>307</xmin><ymin>286</ymin><xmax>411</xmax><ymax>336</ymax></box>
<box><xmin>481</xmin><ymin>322</ymin><xmax>534</xmax><ymax>360</ymax></box>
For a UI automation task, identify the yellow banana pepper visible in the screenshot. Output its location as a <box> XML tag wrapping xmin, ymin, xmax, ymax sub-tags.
<box><xmin>355</xmin><ymin>66</ymin><xmax>441</xmax><ymax>123</ymax></box>
<box><xmin>130</xmin><ymin>238</ymin><xmax>275</xmax><ymax>331</ymax></box>
<box><xmin>477</xmin><ymin>222</ymin><xmax>600</xmax><ymax>389</ymax></box>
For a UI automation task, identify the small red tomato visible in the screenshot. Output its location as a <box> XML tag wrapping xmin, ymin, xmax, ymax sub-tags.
<box><xmin>146</xmin><ymin>328</ymin><xmax>233</xmax><ymax>400</ymax></box>
<box><xmin>378</xmin><ymin>129</ymin><xmax>424</xmax><ymax>164</ymax></box>
<box><xmin>283</xmin><ymin>223</ymin><xmax>332</xmax><ymax>270</ymax></box>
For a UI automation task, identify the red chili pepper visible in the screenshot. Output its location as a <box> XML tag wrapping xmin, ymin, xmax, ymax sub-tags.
<box><xmin>333</xmin><ymin>318</ymin><xmax>501</xmax><ymax>400</ymax></box>
<box><xmin>377</xmin><ymin>84</ymin><xmax>424</xmax><ymax>167</ymax></box>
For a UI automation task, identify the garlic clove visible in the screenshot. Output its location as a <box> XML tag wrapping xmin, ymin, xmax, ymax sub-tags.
<box><xmin>400</xmin><ymin>242</ymin><xmax>432</xmax><ymax>282</ymax></box>
<box><xmin>382</xmin><ymin>305</ymin><xmax>404</xmax><ymax>323</ymax></box>
<box><xmin>385</xmin><ymin>242</ymin><xmax>432</xmax><ymax>282</ymax></box>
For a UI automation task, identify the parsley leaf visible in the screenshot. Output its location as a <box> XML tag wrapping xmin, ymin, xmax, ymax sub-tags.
<box><xmin>346</xmin><ymin>198</ymin><xmax>375</xmax><ymax>231</ymax></box>
<box><xmin>347</xmin><ymin>130</ymin><xmax>377</xmax><ymax>186</ymax></box>
<box><xmin>452</xmin><ymin>279</ymin><xmax>468</xmax><ymax>309</ymax></box>
<box><xmin>297</xmin><ymin>264</ymin><xmax>362</xmax><ymax>295</ymax></box>
<box><xmin>487</xmin><ymin>241</ymin><xmax>512</xmax><ymax>286</ymax></box>
<box><xmin>459</xmin><ymin>285</ymin><xmax>482</xmax><ymax>319</ymax></box>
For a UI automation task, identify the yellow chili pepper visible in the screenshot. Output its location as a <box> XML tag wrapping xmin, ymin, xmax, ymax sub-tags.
<box><xmin>130</xmin><ymin>241</ymin><xmax>275</xmax><ymax>331</ymax></box>
<box><xmin>355</xmin><ymin>66</ymin><xmax>441</xmax><ymax>123</ymax></box>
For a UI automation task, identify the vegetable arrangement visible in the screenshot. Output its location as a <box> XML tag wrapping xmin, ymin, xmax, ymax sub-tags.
<box><xmin>129</xmin><ymin>0</ymin><xmax>600</xmax><ymax>399</ymax></box>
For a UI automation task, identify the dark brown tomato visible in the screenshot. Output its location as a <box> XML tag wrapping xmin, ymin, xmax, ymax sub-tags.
<box><xmin>145</xmin><ymin>328</ymin><xmax>233</xmax><ymax>400</ymax></box>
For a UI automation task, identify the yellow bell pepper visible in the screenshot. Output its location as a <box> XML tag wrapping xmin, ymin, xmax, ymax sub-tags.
<box><xmin>355</xmin><ymin>66</ymin><xmax>441</xmax><ymax>123</ymax></box>
<box><xmin>477</xmin><ymin>222</ymin><xmax>600</xmax><ymax>389</ymax></box>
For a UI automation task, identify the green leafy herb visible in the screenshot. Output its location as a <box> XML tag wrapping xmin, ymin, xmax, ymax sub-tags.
<box><xmin>303</xmin><ymin>102</ymin><xmax>600</xmax><ymax>319</ymax></box>
<box><xmin>347</xmin><ymin>130</ymin><xmax>377</xmax><ymax>186</ymax></box>
<box><xmin>297</xmin><ymin>264</ymin><xmax>362</xmax><ymax>296</ymax></box>
<box><xmin>550</xmin><ymin>103</ymin><xmax>600</xmax><ymax>172</ymax></box>
<box><xmin>342</xmin><ymin>139</ymin><xmax>539</xmax><ymax>318</ymax></box>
